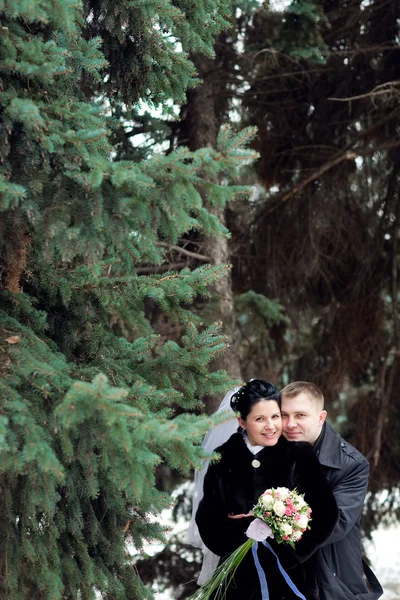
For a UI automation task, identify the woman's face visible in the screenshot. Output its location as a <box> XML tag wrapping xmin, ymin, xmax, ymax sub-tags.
<box><xmin>238</xmin><ymin>400</ymin><xmax>282</xmax><ymax>447</ymax></box>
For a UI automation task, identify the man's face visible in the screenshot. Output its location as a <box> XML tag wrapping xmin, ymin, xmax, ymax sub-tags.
<box><xmin>281</xmin><ymin>392</ymin><xmax>327</xmax><ymax>444</ymax></box>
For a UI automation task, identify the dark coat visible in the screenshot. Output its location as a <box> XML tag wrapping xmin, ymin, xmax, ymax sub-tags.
<box><xmin>313</xmin><ymin>423</ymin><xmax>383</xmax><ymax>600</ymax></box>
<box><xmin>195</xmin><ymin>433</ymin><xmax>338</xmax><ymax>600</ymax></box>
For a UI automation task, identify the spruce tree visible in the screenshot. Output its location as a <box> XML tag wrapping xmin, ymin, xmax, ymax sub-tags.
<box><xmin>0</xmin><ymin>1</ymin><xmax>257</xmax><ymax>598</ymax></box>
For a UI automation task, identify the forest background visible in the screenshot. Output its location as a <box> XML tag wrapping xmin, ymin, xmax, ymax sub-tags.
<box><xmin>1</xmin><ymin>0</ymin><xmax>399</xmax><ymax>598</ymax></box>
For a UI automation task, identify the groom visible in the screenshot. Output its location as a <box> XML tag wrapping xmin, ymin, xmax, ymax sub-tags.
<box><xmin>280</xmin><ymin>381</ymin><xmax>383</xmax><ymax>600</ymax></box>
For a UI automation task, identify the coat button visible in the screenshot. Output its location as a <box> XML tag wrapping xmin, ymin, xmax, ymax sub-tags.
<box><xmin>252</xmin><ymin>459</ymin><xmax>261</xmax><ymax>468</ymax></box>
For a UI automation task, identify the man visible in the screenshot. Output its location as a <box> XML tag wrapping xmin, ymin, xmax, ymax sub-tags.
<box><xmin>280</xmin><ymin>381</ymin><xmax>383</xmax><ymax>600</ymax></box>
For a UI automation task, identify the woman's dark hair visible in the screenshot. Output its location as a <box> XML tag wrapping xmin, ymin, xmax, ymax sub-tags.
<box><xmin>230</xmin><ymin>379</ymin><xmax>281</xmax><ymax>420</ymax></box>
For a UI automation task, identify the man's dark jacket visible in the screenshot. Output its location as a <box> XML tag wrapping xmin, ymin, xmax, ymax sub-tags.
<box><xmin>312</xmin><ymin>422</ymin><xmax>383</xmax><ymax>600</ymax></box>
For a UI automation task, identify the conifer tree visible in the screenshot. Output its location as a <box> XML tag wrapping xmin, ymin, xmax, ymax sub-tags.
<box><xmin>0</xmin><ymin>1</ymin><xmax>257</xmax><ymax>598</ymax></box>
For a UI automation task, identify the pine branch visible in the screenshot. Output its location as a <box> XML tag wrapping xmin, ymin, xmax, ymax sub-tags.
<box><xmin>136</xmin><ymin>263</ymin><xmax>187</xmax><ymax>274</ymax></box>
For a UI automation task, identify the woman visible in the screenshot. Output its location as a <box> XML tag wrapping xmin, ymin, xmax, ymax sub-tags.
<box><xmin>195</xmin><ymin>379</ymin><xmax>338</xmax><ymax>600</ymax></box>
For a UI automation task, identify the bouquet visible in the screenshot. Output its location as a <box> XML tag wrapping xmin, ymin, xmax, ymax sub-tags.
<box><xmin>189</xmin><ymin>487</ymin><xmax>311</xmax><ymax>600</ymax></box>
<box><xmin>252</xmin><ymin>486</ymin><xmax>312</xmax><ymax>547</ymax></box>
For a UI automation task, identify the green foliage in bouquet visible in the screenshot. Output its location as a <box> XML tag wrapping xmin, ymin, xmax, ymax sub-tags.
<box><xmin>188</xmin><ymin>537</ymin><xmax>255</xmax><ymax>600</ymax></box>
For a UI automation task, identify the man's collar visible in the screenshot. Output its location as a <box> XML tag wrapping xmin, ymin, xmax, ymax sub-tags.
<box><xmin>314</xmin><ymin>422</ymin><xmax>342</xmax><ymax>469</ymax></box>
<box><xmin>312</xmin><ymin>422</ymin><xmax>326</xmax><ymax>455</ymax></box>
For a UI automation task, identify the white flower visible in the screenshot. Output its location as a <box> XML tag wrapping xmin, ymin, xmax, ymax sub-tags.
<box><xmin>296</xmin><ymin>514</ymin><xmax>309</xmax><ymax>529</ymax></box>
<box><xmin>262</xmin><ymin>494</ymin><xmax>274</xmax><ymax>510</ymax></box>
<box><xmin>275</xmin><ymin>487</ymin><xmax>290</xmax><ymax>500</ymax></box>
<box><xmin>273</xmin><ymin>500</ymin><xmax>286</xmax><ymax>517</ymax></box>
<box><xmin>291</xmin><ymin>530</ymin><xmax>303</xmax><ymax>541</ymax></box>
<box><xmin>293</xmin><ymin>496</ymin><xmax>307</xmax><ymax>509</ymax></box>
<box><xmin>281</xmin><ymin>523</ymin><xmax>293</xmax><ymax>536</ymax></box>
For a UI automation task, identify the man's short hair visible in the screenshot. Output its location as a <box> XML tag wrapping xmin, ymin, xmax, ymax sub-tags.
<box><xmin>280</xmin><ymin>381</ymin><xmax>324</xmax><ymax>409</ymax></box>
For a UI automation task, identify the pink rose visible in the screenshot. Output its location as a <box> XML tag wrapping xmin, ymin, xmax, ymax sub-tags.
<box><xmin>285</xmin><ymin>508</ymin><xmax>292</xmax><ymax>516</ymax></box>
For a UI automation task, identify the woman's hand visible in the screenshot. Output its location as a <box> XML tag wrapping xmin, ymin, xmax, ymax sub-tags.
<box><xmin>228</xmin><ymin>512</ymin><xmax>253</xmax><ymax>519</ymax></box>
<box><xmin>246</xmin><ymin>518</ymin><xmax>273</xmax><ymax>541</ymax></box>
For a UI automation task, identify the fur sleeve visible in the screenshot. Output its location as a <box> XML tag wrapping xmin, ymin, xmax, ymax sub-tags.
<box><xmin>195</xmin><ymin>459</ymin><xmax>253</xmax><ymax>558</ymax></box>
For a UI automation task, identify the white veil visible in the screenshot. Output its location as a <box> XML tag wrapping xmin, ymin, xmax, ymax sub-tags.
<box><xmin>186</xmin><ymin>387</ymin><xmax>240</xmax><ymax>584</ymax></box>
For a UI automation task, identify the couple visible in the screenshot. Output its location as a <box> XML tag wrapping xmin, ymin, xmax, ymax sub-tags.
<box><xmin>188</xmin><ymin>379</ymin><xmax>383</xmax><ymax>600</ymax></box>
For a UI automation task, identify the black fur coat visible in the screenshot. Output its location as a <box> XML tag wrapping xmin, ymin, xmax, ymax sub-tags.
<box><xmin>196</xmin><ymin>433</ymin><xmax>339</xmax><ymax>600</ymax></box>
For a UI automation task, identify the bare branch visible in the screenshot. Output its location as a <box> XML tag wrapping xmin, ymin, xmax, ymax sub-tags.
<box><xmin>275</xmin><ymin>140</ymin><xmax>400</xmax><ymax>207</ymax></box>
<box><xmin>328</xmin><ymin>81</ymin><xmax>400</xmax><ymax>103</ymax></box>
<box><xmin>156</xmin><ymin>241</ymin><xmax>211</xmax><ymax>262</ymax></box>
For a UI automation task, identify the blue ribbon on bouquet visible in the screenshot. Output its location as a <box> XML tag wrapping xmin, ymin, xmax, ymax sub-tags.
<box><xmin>251</xmin><ymin>540</ymin><xmax>307</xmax><ymax>600</ymax></box>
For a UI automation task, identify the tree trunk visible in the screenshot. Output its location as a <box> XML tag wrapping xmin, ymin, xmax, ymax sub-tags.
<box><xmin>179</xmin><ymin>47</ymin><xmax>243</xmax><ymax>413</ymax></box>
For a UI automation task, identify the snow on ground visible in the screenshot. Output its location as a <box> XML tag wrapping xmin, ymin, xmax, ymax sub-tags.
<box><xmin>365</xmin><ymin>524</ymin><xmax>400</xmax><ymax>599</ymax></box>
